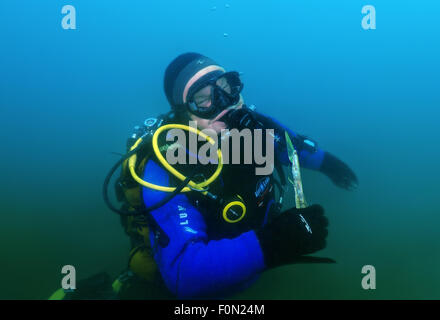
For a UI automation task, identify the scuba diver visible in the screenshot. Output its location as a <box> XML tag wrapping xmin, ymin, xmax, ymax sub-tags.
<box><xmin>50</xmin><ymin>53</ymin><xmax>358</xmax><ymax>300</ymax></box>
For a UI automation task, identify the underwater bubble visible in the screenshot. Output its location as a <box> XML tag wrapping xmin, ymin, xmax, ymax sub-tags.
<box><xmin>223</xmin><ymin>33</ymin><xmax>229</xmax><ymax>37</ymax></box>
<box><xmin>211</xmin><ymin>6</ymin><xmax>217</xmax><ymax>11</ymax></box>
<box><xmin>225</xmin><ymin>4</ymin><xmax>230</xmax><ymax>8</ymax></box>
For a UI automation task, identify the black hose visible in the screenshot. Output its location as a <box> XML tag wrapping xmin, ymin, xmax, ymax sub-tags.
<box><xmin>102</xmin><ymin>144</ymin><xmax>144</xmax><ymax>217</ymax></box>
<box><xmin>143</xmin><ymin>175</ymin><xmax>194</xmax><ymax>212</ymax></box>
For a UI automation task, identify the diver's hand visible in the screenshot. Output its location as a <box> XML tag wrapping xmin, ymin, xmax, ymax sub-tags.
<box><xmin>224</xmin><ymin>105</ymin><xmax>263</xmax><ymax>130</ymax></box>
<box><xmin>256</xmin><ymin>204</ymin><xmax>328</xmax><ymax>269</ymax></box>
<box><xmin>320</xmin><ymin>152</ymin><xmax>358</xmax><ymax>190</ymax></box>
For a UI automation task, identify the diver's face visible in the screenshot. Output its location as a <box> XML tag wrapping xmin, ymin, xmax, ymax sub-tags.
<box><xmin>188</xmin><ymin>77</ymin><xmax>242</xmax><ymax>134</ymax></box>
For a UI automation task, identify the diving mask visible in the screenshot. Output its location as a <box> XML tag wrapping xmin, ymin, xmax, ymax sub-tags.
<box><xmin>186</xmin><ymin>71</ymin><xmax>244</xmax><ymax>119</ymax></box>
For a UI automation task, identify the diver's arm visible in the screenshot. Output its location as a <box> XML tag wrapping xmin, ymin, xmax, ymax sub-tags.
<box><xmin>232</xmin><ymin>108</ymin><xmax>358</xmax><ymax>190</ymax></box>
<box><xmin>142</xmin><ymin>160</ymin><xmax>265</xmax><ymax>298</ymax></box>
<box><xmin>224</xmin><ymin>107</ymin><xmax>325</xmax><ymax>169</ymax></box>
<box><xmin>252</xmin><ymin>111</ymin><xmax>325</xmax><ymax>170</ymax></box>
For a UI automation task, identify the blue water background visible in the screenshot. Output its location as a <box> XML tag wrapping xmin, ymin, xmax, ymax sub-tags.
<box><xmin>0</xmin><ymin>0</ymin><xmax>439</xmax><ymax>299</ymax></box>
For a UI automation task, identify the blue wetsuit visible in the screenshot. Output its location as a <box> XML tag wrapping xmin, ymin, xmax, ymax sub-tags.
<box><xmin>142</xmin><ymin>113</ymin><xmax>326</xmax><ymax>298</ymax></box>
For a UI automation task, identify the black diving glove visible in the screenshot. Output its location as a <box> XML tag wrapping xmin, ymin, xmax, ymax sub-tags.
<box><xmin>256</xmin><ymin>204</ymin><xmax>329</xmax><ymax>269</ymax></box>
<box><xmin>320</xmin><ymin>152</ymin><xmax>358</xmax><ymax>191</ymax></box>
<box><xmin>223</xmin><ymin>106</ymin><xmax>263</xmax><ymax>130</ymax></box>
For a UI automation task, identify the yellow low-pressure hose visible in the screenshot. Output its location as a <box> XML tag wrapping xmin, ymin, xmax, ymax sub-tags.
<box><xmin>128</xmin><ymin>124</ymin><xmax>223</xmax><ymax>193</ymax></box>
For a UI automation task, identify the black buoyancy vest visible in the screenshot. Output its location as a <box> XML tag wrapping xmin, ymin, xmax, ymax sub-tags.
<box><xmin>169</xmin><ymin>132</ymin><xmax>276</xmax><ymax>240</ymax></box>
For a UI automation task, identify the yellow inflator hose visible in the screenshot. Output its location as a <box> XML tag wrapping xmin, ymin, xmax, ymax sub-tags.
<box><xmin>128</xmin><ymin>124</ymin><xmax>223</xmax><ymax>193</ymax></box>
